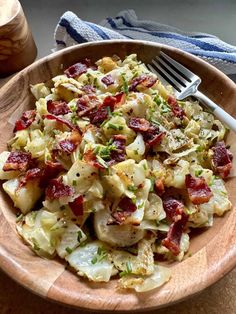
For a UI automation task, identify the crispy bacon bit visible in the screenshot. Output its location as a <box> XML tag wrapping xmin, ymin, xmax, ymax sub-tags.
<box><xmin>101</xmin><ymin>74</ymin><xmax>114</xmax><ymax>86</ymax></box>
<box><xmin>185</xmin><ymin>174</ymin><xmax>213</xmax><ymax>205</ymax></box>
<box><xmin>14</xmin><ymin>110</ymin><xmax>36</xmax><ymax>132</ymax></box>
<box><xmin>3</xmin><ymin>151</ymin><xmax>32</xmax><ymax>172</ymax></box>
<box><xmin>90</xmin><ymin>95</ymin><xmax>117</xmax><ymax>125</ymax></box>
<box><xmin>69</xmin><ymin>195</ymin><xmax>84</xmax><ymax>216</ymax></box>
<box><xmin>19</xmin><ymin>168</ymin><xmax>42</xmax><ymax>187</ymax></box>
<box><xmin>81</xmin><ymin>84</ymin><xmax>96</xmax><ymax>94</ymax></box>
<box><xmin>45</xmin><ymin>178</ymin><xmax>73</xmax><ymax>200</ymax></box>
<box><xmin>163</xmin><ymin>197</ymin><xmax>184</xmax><ymax>222</ymax></box>
<box><xmin>129</xmin><ymin>118</ymin><xmax>165</xmax><ymax>147</ymax></box>
<box><xmin>167</xmin><ymin>95</ymin><xmax>185</xmax><ymax>119</ymax></box>
<box><xmin>128</xmin><ymin>117</ymin><xmax>150</xmax><ymax>132</ymax></box>
<box><xmin>129</xmin><ymin>75</ymin><xmax>157</xmax><ymax>92</ymax></box>
<box><xmin>47</xmin><ymin>100</ymin><xmax>70</xmax><ymax>116</ymax></box>
<box><xmin>142</xmin><ymin>125</ymin><xmax>165</xmax><ymax>147</ymax></box>
<box><xmin>76</xmin><ymin>95</ymin><xmax>100</xmax><ymax>118</ymax></box>
<box><xmin>154</xmin><ymin>179</ymin><xmax>165</xmax><ymax>196</ymax></box>
<box><xmin>64</xmin><ymin>62</ymin><xmax>87</xmax><ymax>78</ymax></box>
<box><xmin>58</xmin><ymin>130</ymin><xmax>81</xmax><ymax>155</ymax></box>
<box><xmin>43</xmin><ymin>114</ymin><xmax>81</xmax><ymax>133</ymax></box>
<box><xmin>111</xmin><ymin>197</ymin><xmax>137</xmax><ymax>224</ymax></box>
<box><xmin>212</xmin><ymin>141</ymin><xmax>233</xmax><ymax>178</ymax></box>
<box><xmin>109</xmin><ymin>134</ymin><xmax>126</xmax><ymax>163</ymax></box>
<box><xmin>59</xmin><ymin>140</ymin><xmax>76</xmax><ymax>154</ymax></box>
<box><xmin>162</xmin><ymin>213</ymin><xmax>188</xmax><ymax>256</ymax></box>
<box><xmin>83</xmin><ymin>149</ymin><xmax>105</xmax><ymax>169</ymax></box>
<box><xmin>39</xmin><ymin>161</ymin><xmax>64</xmax><ymax>188</ymax></box>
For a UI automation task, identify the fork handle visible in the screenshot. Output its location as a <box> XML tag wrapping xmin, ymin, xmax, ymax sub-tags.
<box><xmin>194</xmin><ymin>90</ymin><xmax>236</xmax><ymax>132</ymax></box>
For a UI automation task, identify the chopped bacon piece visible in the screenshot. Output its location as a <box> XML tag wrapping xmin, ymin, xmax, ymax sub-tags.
<box><xmin>154</xmin><ymin>179</ymin><xmax>165</xmax><ymax>196</ymax></box>
<box><xmin>109</xmin><ymin>134</ymin><xmax>126</xmax><ymax>163</ymax></box>
<box><xmin>212</xmin><ymin>141</ymin><xmax>233</xmax><ymax>178</ymax></box>
<box><xmin>64</xmin><ymin>62</ymin><xmax>87</xmax><ymax>78</ymax></box>
<box><xmin>185</xmin><ymin>174</ymin><xmax>213</xmax><ymax>205</ymax></box>
<box><xmin>129</xmin><ymin>75</ymin><xmax>157</xmax><ymax>92</ymax></box>
<box><xmin>76</xmin><ymin>95</ymin><xmax>100</xmax><ymax>118</ymax></box>
<box><xmin>69</xmin><ymin>195</ymin><xmax>84</xmax><ymax>216</ymax></box>
<box><xmin>3</xmin><ymin>151</ymin><xmax>32</xmax><ymax>172</ymax></box>
<box><xmin>167</xmin><ymin>95</ymin><xmax>185</xmax><ymax>119</ymax></box>
<box><xmin>47</xmin><ymin>100</ymin><xmax>70</xmax><ymax>116</ymax></box>
<box><xmin>14</xmin><ymin>110</ymin><xmax>36</xmax><ymax>132</ymax></box>
<box><xmin>101</xmin><ymin>74</ymin><xmax>114</xmax><ymax>86</ymax></box>
<box><xmin>90</xmin><ymin>95</ymin><xmax>117</xmax><ymax>125</ymax></box>
<box><xmin>19</xmin><ymin>168</ymin><xmax>42</xmax><ymax>187</ymax></box>
<box><xmin>43</xmin><ymin>114</ymin><xmax>81</xmax><ymax>133</ymax></box>
<box><xmin>167</xmin><ymin>95</ymin><xmax>177</xmax><ymax>106</ymax></box>
<box><xmin>59</xmin><ymin>140</ymin><xmax>76</xmax><ymax>154</ymax></box>
<box><xmin>129</xmin><ymin>118</ymin><xmax>165</xmax><ymax>147</ymax></box>
<box><xmin>142</xmin><ymin>125</ymin><xmax>165</xmax><ymax>147</ymax></box>
<box><xmin>162</xmin><ymin>213</ymin><xmax>188</xmax><ymax>256</ymax></box>
<box><xmin>45</xmin><ymin>178</ymin><xmax>73</xmax><ymax>200</ymax></box>
<box><xmin>83</xmin><ymin>149</ymin><xmax>105</xmax><ymax>169</ymax></box>
<box><xmin>59</xmin><ymin>130</ymin><xmax>81</xmax><ymax>154</ymax></box>
<box><xmin>163</xmin><ymin>197</ymin><xmax>184</xmax><ymax>222</ymax></box>
<box><xmin>128</xmin><ymin>117</ymin><xmax>150</xmax><ymax>132</ymax></box>
<box><xmin>40</xmin><ymin>161</ymin><xmax>64</xmax><ymax>188</ymax></box>
<box><xmin>111</xmin><ymin>197</ymin><xmax>137</xmax><ymax>224</ymax></box>
<box><xmin>81</xmin><ymin>84</ymin><xmax>96</xmax><ymax>94</ymax></box>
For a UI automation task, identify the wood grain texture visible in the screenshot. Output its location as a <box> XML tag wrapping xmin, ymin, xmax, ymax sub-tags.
<box><xmin>0</xmin><ymin>40</ymin><xmax>235</xmax><ymax>312</ymax></box>
<box><xmin>0</xmin><ymin>0</ymin><xmax>37</xmax><ymax>77</ymax></box>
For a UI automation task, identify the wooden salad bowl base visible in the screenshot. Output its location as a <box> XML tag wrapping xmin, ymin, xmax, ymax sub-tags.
<box><xmin>0</xmin><ymin>40</ymin><xmax>235</xmax><ymax>312</ymax></box>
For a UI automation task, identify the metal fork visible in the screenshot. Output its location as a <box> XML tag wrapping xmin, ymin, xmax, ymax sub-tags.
<box><xmin>147</xmin><ymin>51</ymin><xmax>236</xmax><ymax>132</ymax></box>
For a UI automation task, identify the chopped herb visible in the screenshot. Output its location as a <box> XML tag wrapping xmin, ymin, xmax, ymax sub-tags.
<box><xmin>91</xmin><ymin>256</ymin><xmax>97</xmax><ymax>264</ymax></box>
<box><xmin>138</xmin><ymin>201</ymin><xmax>144</xmax><ymax>209</ymax></box>
<box><xmin>93</xmin><ymin>77</ymin><xmax>98</xmax><ymax>88</ymax></box>
<box><xmin>134</xmin><ymin>149</ymin><xmax>139</xmax><ymax>155</ymax></box>
<box><xmin>143</xmin><ymin>163</ymin><xmax>147</xmax><ymax>170</ymax></box>
<box><xmin>66</xmin><ymin>247</ymin><xmax>73</xmax><ymax>254</ymax></box>
<box><xmin>220</xmin><ymin>190</ymin><xmax>227</xmax><ymax>196</ymax></box>
<box><xmin>91</xmin><ymin>247</ymin><xmax>107</xmax><ymax>264</ymax></box>
<box><xmin>106</xmin><ymin>106</ymin><xmax>112</xmax><ymax>117</ymax></box>
<box><xmin>119</xmin><ymin>261</ymin><xmax>133</xmax><ymax>277</ymax></box>
<box><xmin>149</xmin><ymin>177</ymin><xmax>155</xmax><ymax>192</ymax></box>
<box><xmin>118</xmin><ymin>126</ymin><xmax>124</xmax><ymax>130</ymax></box>
<box><xmin>195</xmin><ymin>169</ymin><xmax>203</xmax><ymax>177</ymax></box>
<box><xmin>209</xmin><ymin>175</ymin><xmax>216</xmax><ymax>186</ymax></box>
<box><xmin>127</xmin><ymin>185</ymin><xmax>138</xmax><ymax>192</ymax></box>
<box><xmin>107</xmin><ymin>123</ymin><xmax>119</xmax><ymax>130</ymax></box>
<box><xmin>70</xmin><ymin>104</ymin><xmax>77</xmax><ymax>113</ymax></box>
<box><xmin>121</xmin><ymin>75</ymin><xmax>129</xmax><ymax>95</ymax></box>
<box><xmin>77</xmin><ymin>230</ymin><xmax>83</xmax><ymax>242</ymax></box>
<box><xmin>93</xmin><ymin>146</ymin><xmax>100</xmax><ymax>155</ymax></box>
<box><xmin>72</xmin><ymin>180</ymin><xmax>77</xmax><ymax>186</ymax></box>
<box><xmin>154</xmin><ymin>95</ymin><xmax>162</xmax><ymax>106</ymax></box>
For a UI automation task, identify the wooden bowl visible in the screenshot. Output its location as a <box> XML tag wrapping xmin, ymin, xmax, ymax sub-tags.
<box><xmin>0</xmin><ymin>40</ymin><xmax>235</xmax><ymax>312</ymax></box>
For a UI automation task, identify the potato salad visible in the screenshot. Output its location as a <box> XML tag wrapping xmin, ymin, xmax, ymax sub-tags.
<box><xmin>0</xmin><ymin>54</ymin><xmax>233</xmax><ymax>292</ymax></box>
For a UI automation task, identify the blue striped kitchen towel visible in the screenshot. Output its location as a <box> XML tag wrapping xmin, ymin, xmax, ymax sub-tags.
<box><xmin>55</xmin><ymin>10</ymin><xmax>236</xmax><ymax>75</ymax></box>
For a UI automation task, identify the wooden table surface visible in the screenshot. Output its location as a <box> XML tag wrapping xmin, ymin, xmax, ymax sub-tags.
<box><xmin>0</xmin><ymin>76</ymin><xmax>236</xmax><ymax>314</ymax></box>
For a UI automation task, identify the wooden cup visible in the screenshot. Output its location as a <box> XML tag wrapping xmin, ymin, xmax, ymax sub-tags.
<box><xmin>0</xmin><ymin>0</ymin><xmax>37</xmax><ymax>77</ymax></box>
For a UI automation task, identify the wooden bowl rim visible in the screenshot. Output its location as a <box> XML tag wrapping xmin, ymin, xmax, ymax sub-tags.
<box><xmin>0</xmin><ymin>39</ymin><xmax>236</xmax><ymax>312</ymax></box>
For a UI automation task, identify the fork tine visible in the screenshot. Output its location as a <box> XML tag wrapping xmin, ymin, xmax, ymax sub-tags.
<box><xmin>160</xmin><ymin>51</ymin><xmax>197</xmax><ymax>80</ymax></box>
<box><xmin>156</xmin><ymin>56</ymin><xmax>189</xmax><ymax>87</ymax></box>
<box><xmin>147</xmin><ymin>64</ymin><xmax>170</xmax><ymax>87</ymax></box>
<box><xmin>152</xmin><ymin>59</ymin><xmax>183</xmax><ymax>92</ymax></box>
